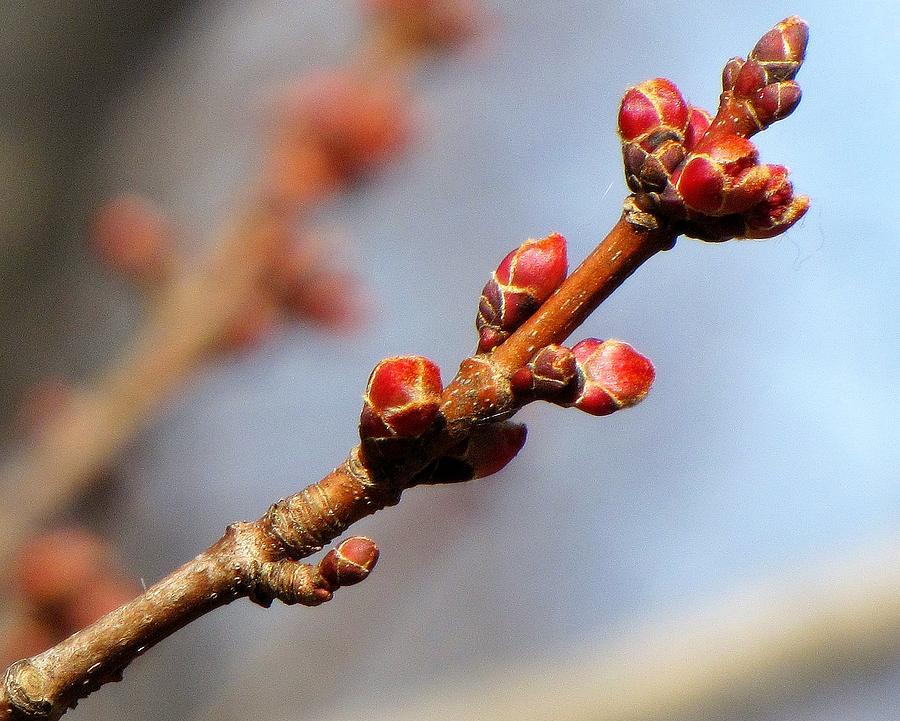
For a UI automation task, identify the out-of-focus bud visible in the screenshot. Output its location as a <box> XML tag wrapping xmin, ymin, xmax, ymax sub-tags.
<box><xmin>476</xmin><ymin>233</ymin><xmax>568</xmax><ymax>352</ymax></box>
<box><xmin>360</xmin><ymin>355</ymin><xmax>442</xmax><ymax>441</ymax></box>
<box><xmin>15</xmin><ymin>528</ymin><xmax>111</xmax><ymax>610</ymax></box>
<box><xmin>360</xmin><ymin>0</ymin><xmax>482</xmax><ymax>51</ymax></box>
<box><xmin>218</xmin><ymin>292</ymin><xmax>279</xmax><ymax>353</ymax></box>
<box><xmin>286</xmin><ymin>71</ymin><xmax>410</xmax><ymax>178</ymax></box>
<box><xmin>568</xmin><ymin>339</ymin><xmax>654</xmax><ymax>416</ymax></box>
<box><xmin>88</xmin><ymin>195</ymin><xmax>173</xmax><ymax>285</ymax></box>
<box><xmin>319</xmin><ymin>536</ymin><xmax>380</xmax><ymax>588</ymax></box>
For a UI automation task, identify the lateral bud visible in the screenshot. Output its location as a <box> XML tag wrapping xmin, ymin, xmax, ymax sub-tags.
<box><xmin>511</xmin><ymin>344</ymin><xmax>579</xmax><ymax>401</ymax></box>
<box><xmin>360</xmin><ymin>356</ymin><xmax>443</xmax><ymax>443</ymax></box>
<box><xmin>618</xmin><ymin>78</ymin><xmax>690</xmax><ymax>193</ymax></box>
<box><xmin>567</xmin><ymin>339</ymin><xmax>655</xmax><ymax>416</ymax></box>
<box><xmin>319</xmin><ymin>536</ymin><xmax>380</xmax><ymax>588</ymax></box>
<box><xmin>476</xmin><ymin>233</ymin><xmax>568</xmax><ymax>352</ymax></box>
<box><xmin>413</xmin><ymin>421</ymin><xmax>527</xmax><ymax>484</ymax></box>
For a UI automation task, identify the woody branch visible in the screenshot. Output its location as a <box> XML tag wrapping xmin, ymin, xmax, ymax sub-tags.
<box><xmin>0</xmin><ymin>16</ymin><xmax>808</xmax><ymax>721</ymax></box>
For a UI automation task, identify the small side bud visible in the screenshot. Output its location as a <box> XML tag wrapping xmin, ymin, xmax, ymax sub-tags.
<box><xmin>415</xmin><ymin>421</ymin><xmax>527</xmax><ymax>484</ymax></box>
<box><xmin>514</xmin><ymin>344</ymin><xmax>579</xmax><ymax>401</ymax></box>
<box><xmin>751</xmin><ymin>82</ymin><xmax>802</xmax><ymax>128</ymax></box>
<box><xmin>476</xmin><ymin>233</ymin><xmax>567</xmax><ymax>352</ymax></box>
<box><xmin>319</xmin><ymin>537</ymin><xmax>380</xmax><ymax>588</ymax></box>
<box><xmin>722</xmin><ymin>57</ymin><xmax>745</xmax><ymax>91</ymax></box>
<box><xmin>360</xmin><ymin>356</ymin><xmax>442</xmax><ymax>441</ymax></box>
<box><xmin>568</xmin><ymin>339</ymin><xmax>654</xmax><ymax>416</ymax></box>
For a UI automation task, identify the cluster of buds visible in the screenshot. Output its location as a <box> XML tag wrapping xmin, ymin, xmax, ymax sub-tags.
<box><xmin>618</xmin><ymin>16</ymin><xmax>809</xmax><ymax>241</ymax></box>
<box><xmin>3</xmin><ymin>528</ymin><xmax>139</xmax><ymax>665</ymax></box>
<box><xmin>476</xmin><ymin>233</ymin><xmax>568</xmax><ymax>352</ymax></box>
<box><xmin>511</xmin><ymin>339</ymin><xmax>654</xmax><ymax>415</ymax></box>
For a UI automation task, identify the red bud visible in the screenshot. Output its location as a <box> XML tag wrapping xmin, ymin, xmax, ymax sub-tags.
<box><xmin>360</xmin><ymin>356</ymin><xmax>442</xmax><ymax>440</ymax></box>
<box><xmin>477</xmin><ymin>233</ymin><xmax>567</xmax><ymax>352</ymax></box>
<box><xmin>569</xmin><ymin>339</ymin><xmax>654</xmax><ymax>416</ymax></box>
<box><xmin>741</xmin><ymin>165</ymin><xmax>809</xmax><ymax>239</ymax></box>
<box><xmin>674</xmin><ymin>134</ymin><xmax>770</xmax><ymax>215</ymax></box>
<box><xmin>618</xmin><ymin>79</ymin><xmax>689</xmax><ymax>142</ymax></box>
<box><xmin>319</xmin><ymin>536</ymin><xmax>379</xmax><ymax>588</ymax></box>
<box><xmin>748</xmin><ymin>16</ymin><xmax>809</xmax><ymax>83</ymax></box>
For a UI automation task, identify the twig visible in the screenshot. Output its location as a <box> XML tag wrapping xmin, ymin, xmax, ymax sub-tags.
<box><xmin>0</xmin><ymin>15</ymin><xmax>809</xmax><ymax>720</ymax></box>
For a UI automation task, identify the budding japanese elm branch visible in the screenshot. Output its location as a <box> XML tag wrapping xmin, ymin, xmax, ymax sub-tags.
<box><xmin>0</xmin><ymin>16</ymin><xmax>809</xmax><ymax>721</ymax></box>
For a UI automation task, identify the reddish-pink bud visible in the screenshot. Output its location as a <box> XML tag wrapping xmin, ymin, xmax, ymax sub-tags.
<box><xmin>741</xmin><ymin>165</ymin><xmax>809</xmax><ymax>239</ymax></box>
<box><xmin>748</xmin><ymin>16</ymin><xmax>809</xmax><ymax>83</ymax></box>
<box><xmin>319</xmin><ymin>536</ymin><xmax>379</xmax><ymax>588</ymax></box>
<box><xmin>360</xmin><ymin>356</ymin><xmax>442</xmax><ymax>440</ymax></box>
<box><xmin>674</xmin><ymin>135</ymin><xmax>769</xmax><ymax>216</ymax></box>
<box><xmin>277</xmin><ymin>71</ymin><xmax>411</xmax><ymax>182</ymax></box>
<box><xmin>752</xmin><ymin>82</ymin><xmax>802</xmax><ymax>127</ymax></box>
<box><xmin>416</xmin><ymin>421</ymin><xmax>527</xmax><ymax>484</ymax></box>
<box><xmin>477</xmin><ymin>233</ymin><xmax>568</xmax><ymax>352</ymax></box>
<box><xmin>618</xmin><ymin>79</ymin><xmax>689</xmax><ymax>142</ymax></box>
<box><xmin>569</xmin><ymin>339</ymin><xmax>654</xmax><ymax>416</ymax></box>
<box><xmin>683</xmin><ymin>107</ymin><xmax>712</xmax><ymax>151</ymax></box>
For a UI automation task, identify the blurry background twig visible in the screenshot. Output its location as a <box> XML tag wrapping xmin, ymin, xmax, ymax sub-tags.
<box><xmin>0</xmin><ymin>0</ymin><xmax>480</xmax><ymax>664</ymax></box>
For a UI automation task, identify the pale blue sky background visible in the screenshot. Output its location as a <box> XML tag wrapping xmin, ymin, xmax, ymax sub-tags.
<box><xmin>18</xmin><ymin>0</ymin><xmax>898</xmax><ymax>718</ymax></box>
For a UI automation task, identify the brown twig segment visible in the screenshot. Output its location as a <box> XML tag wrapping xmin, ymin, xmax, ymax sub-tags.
<box><xmin>0</xmin><ymin>531</ymin><xmax>378</xmax><ymax>720</ymax></box>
